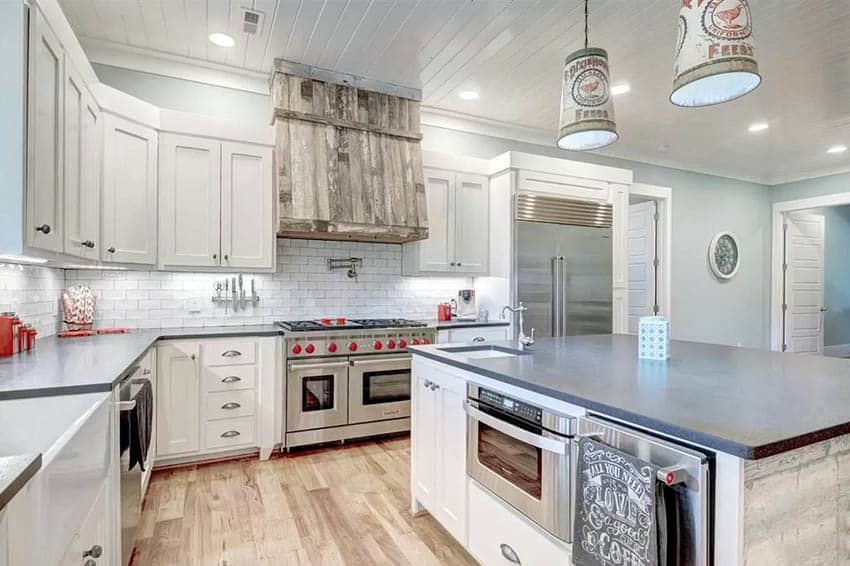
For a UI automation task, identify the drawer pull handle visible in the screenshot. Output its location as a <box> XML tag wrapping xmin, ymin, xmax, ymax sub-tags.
<box><xmin>82</xmin><ymin>239</ymin><xmax>95</xmax><ymax>248</ymax></box>
<box><xmin>221</xmin><ymin>430</ymin><xmax>241</xmax><ymax>438</ymax></box>
<box><xmin>83</xmin><ymin>544</ymin><xmax>103</xmax><ymax>559</ymax></box>
<box><xmin>222</xmin><ymin>350</ymin><xmax>242</xmax><ymax>357</ymax></box>
<box><xmin>221</xmin><ymin>375</ymin><xmax>242</xmax><ymax>383</ymax></box>
<box><xmin>35</xmin><ymin>223</ymin><xmax>51</xmax><ymax>234</ymax></box>
<box><xmin>500</xmin><ymin>543</ymin><xmax>521</xmax><ymax>564</ymax></box>
<box><xmin>472</xmin><ymin>336</ymin><xmax>486</xmax><ymax>343</ymax></box>
<box><xmin>221</xmin><ymin>402</ymin><xmax>241</xmax><ymax>410</ymax></box>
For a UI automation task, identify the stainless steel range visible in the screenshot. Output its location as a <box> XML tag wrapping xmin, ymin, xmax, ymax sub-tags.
<box><xmin>278</xmin><ymin>318</ymin><xmax>436</xmax><ymax>449</ymax></box>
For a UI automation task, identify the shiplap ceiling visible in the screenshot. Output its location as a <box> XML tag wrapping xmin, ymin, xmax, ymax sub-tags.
<box><xmin>58</xmin><ymin>0</ymin><xmax>850</xmax><ymax>184</ymax></box>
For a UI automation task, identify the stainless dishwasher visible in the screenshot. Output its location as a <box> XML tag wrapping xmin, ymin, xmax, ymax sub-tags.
<box><xmin>576</xmin><ymin>416</ymin><xmax>712</xmax><ymax>566</ymax></box>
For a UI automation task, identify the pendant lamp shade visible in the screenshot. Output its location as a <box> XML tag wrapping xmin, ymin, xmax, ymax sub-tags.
<box><xmin>557</xmin><ymin>47</ymin><xmax>618</xmax><ymax>151</ymax></box>
<box><xmin>671</xmin><ymin>0</ymin><xmax>761</xmax><ymax>107</ymax></box>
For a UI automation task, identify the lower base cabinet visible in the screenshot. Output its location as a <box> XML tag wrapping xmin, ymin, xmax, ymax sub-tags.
<box><xmin>468</xmin><ymin>480</ymin><xmax>571</xmax><ymax>566</ymax></box>
<box><xmin>59</xmin><ymin>481</ymin><xmax>110</xmax><ymax>566</ymax></box>
<box><xmin>411</xmin><ymin>359</ymin><xmax>468</xmax><ymax>545</ymax></box>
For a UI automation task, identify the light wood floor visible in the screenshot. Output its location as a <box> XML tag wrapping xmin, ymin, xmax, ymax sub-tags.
<box><xmin>132</xmin><ymin>435</ymin><xmax>478</xmax><ymax>566</ymax></box>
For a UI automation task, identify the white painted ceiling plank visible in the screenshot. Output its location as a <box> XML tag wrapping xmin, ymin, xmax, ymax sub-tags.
<box><xmin>283</xmin><ymin>0</ymin><xmax>329</xmax><ymax>64</ymax></box>
<box><xmin>298</xmin><ymin>0</ymin><xmax>351</xmax><ymax>68</ymax></box>
<box><xmin>259</xmin><ymin>0</ymin><xmax>303</xmax><ymax>71</ymax></box>
<box><xmin>207</xmin><ymin>0</ymin><xmax>233</xmax><ymax>65</ymax></box>
<box><xmin>242</xmin><ymin>0</ymin><xmax>278</xmax><ymax>70</ymax></box>
<box><xmin>333</xmin><ymin>0</ymin><xmax>396</xmax><ymax>74</ymax></box>
<box><xmin>314</xmin><ymin>0</ymin><xmax>373</xmax><ymax>70</ymax></box>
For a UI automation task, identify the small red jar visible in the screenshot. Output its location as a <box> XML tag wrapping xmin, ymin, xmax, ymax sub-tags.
<box><xmin>0</xmin><ymin>312</ymin><xmax>15</xmax><ymax>356</ymax></box>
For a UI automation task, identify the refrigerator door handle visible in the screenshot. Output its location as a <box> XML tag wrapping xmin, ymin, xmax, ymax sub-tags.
<box><xmin>551</xmin><ymin>256</ymin><xmax>566</xmax><ymax>337</ymax></box>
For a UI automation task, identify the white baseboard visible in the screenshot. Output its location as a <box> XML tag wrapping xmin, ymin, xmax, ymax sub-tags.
<box><xmin>823</xmin><ymin>343</ymin><xmax>850</xmax><ymax>357</ymax></box>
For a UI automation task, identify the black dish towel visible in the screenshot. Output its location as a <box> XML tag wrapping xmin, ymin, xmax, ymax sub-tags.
<box><xmin>122</xmin><ymin>380</ymin><xmax>153</xmax><ymax>471</ymax></box>
<box><xmin>572</xmin><ymin>436</ymin><xmax>668</xmax><ymax>566</ymax></box>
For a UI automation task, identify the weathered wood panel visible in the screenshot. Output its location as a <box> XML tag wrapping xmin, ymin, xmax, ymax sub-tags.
<box><xmin>273</xmin><ymin>68</ymin><xmax>427</xmax><ymax>243</ymax></box>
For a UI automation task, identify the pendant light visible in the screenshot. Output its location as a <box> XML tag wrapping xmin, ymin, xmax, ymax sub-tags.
<box><xmin>557</xmin><ymin>0</ymin><xmax>618</xmax><ymax>151</ymax></box>
<box><xmin>671</xmin><ymin>0</ymin><xmax>761</xmax><ymax>107</ymax></box>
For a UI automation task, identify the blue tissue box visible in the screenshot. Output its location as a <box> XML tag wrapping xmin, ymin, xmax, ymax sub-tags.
<box><xmin>639</xmin><ymin>316</ymin><xmax>670</xmax><ymax>360</ymax></box>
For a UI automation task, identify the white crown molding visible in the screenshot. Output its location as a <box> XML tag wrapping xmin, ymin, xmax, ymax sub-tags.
<box><xmin>79</xmin><ymin>37</ymin><xmax>271</xmax><ymax>95</ymax></box>
<box><xmin>768</xmin><ymin>164</ymin><xmax>850</xmax><ymax>187</ymax></box>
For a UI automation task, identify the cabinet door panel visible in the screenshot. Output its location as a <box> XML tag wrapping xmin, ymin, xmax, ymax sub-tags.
<box><xmin>159</xmin><ymin>134</ymin><xmax>221</xmax><ymax>267</ymax></box>
<box><xmin>434</xmin><ymin>371</ymin><xmax>468</xmax><ymax>545</ymax></box>
<box><xmin>411</xmin><ymin>373</ymin><xmax>437</xmax><ymax>509</ymax></box>
<box><xmin>418</xmin><ymin>169</ymin><xmax>454</xmax><ymax>272</ymax></box>
<box><xmin>26</xmin><ymin>8</ymin><xmax>64</xmax><ymax>253</ymax></box>
<box><xmin>156</xmin><ymin>343</ymin><xmax>200</xmax><ymax>456</ymax></box>
<box><xmin>63</xmin><ymin>64</ymin><xmax>100</xmax><ymax>260</ymax></box>
<box><xmin>221</xmin><ymin>143</ymin><xmax>273</xmax><ymax>269</ymax></box>
<box><xmin>454</xmin><ymin>173</ymin><xmax>489</xmax><ymax>274</ymax></box>
<box><xmin>102</xmin><ymin>115</ymin><xmax>157</xmax><ymax>264</ymax></box>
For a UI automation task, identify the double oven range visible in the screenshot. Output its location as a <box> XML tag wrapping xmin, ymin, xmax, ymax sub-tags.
<box><xmin>278</xmin><ymin>318</ymin><xmax>436</xmax><ymax>449</ymax></box>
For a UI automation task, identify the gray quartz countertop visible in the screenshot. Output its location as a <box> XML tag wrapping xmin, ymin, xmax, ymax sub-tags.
<box><xmin>0</xmin><ymin>454</ymin><xmax>40</xmax><ymax>511</ymax></box>
<box><xmin>409</xmin><ymin>335</ymin><xmax>850</xmax><ymax>460</ymax></box>
<box><xmin>0</xmin><ymin>325</ymin><xmax>283</xmax><ymax>400</ymax></box>
<box><xmin>428</xmin><ymin>319</ymin><xmax>510</xmax><ymax>329</ymax></box>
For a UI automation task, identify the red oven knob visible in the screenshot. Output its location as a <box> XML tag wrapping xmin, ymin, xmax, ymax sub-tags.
<box><xmin>399</xmin><ymin>339</ymin><xmax>407</xmax><ymax>348</ymax></box>
<box><xmin>305</xmin><ymin>344</ymin><xmax>315</xmax><ymax>354</ymax></box>
<box><xmin>411</xmin><ymin>339</ymin><xmax>420</xmax><ymax>345</ymax></box>
<box><xmin>291</xmin><ymin>344</ymin><xmax>302</xmax><ymax>354</ymax></box>
<box><xmin>349</xmin><ymin>342</ymin><xmax>358</xmax><ymax>352</ymax></box>
<box><xmin>387</xmin><ymin>340</ymin><xmax>396</xmax><ymax>349</ymax></box>
<box><xmin>374</xmin><ymin>340</ymin><xmax>383</xmax><ymax>350</ymax></box>
<box><xmin>327</xmin><ymin>343</ymin><xmax>338</xmax><ymax>353</ymax></box>
<box><xmin>422</xmin><ymin>338</ymin><xmax>431</xmax><ymax>344</ymax></box>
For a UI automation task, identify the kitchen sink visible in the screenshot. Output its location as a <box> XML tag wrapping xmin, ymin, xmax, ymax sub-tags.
<box><xmin>437</xmin><ymin>345</ymin><xmax>529</xmax><ymax>359</ymax></box>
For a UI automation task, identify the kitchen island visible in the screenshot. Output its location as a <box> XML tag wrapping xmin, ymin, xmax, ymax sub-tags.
<box><xmin>409</xmin><ymin>335</ymin><xmax>850</xmax><ymax>565</ymax></box>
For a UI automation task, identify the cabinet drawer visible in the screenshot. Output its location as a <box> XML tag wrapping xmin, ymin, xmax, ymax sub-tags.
<box><xmin>446</xmin><ymin>326</ymin><xmax>508</xmax><ymax>343</ymax></box>
<box><xmin>202</xmin><ymin>340</ymin><xmax>257</xmax><ymax>366</ymax></box>
<box><xmin>468</xmin><ymin>480</ymin><xmax>571</xmax><ymax>566</ymax></box>
<box><xmin>205</xmin><ymin>416</ymin><xmax>255</xmax><ymax>450</ymax></box>
<box><xmin>206</xmin><ymin>390</ymin><xmax>255</xmax><ymax>420</ymax></box>
<box><xmin>203</xmin><ymin>364</ymin><xmax>256</xmax><ymax>392</ymax></box>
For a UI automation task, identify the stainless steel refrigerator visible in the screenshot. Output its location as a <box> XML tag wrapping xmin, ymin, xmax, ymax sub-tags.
<box><xmin>514</xmin><ymin>194</ymin><xmax>613</xmax><ymax>337</ymax></box>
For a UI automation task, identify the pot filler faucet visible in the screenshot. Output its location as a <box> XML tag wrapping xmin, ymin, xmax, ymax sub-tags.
<box><xmin>501</xmin><ymin>303</ymin><xmax>535</xmax><ymax>349</ymax></box>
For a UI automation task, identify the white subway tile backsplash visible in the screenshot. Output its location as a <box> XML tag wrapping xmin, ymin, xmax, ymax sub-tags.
<box><xmin>0</xmin><ymin>263</ymin><xmax>65</xmax><ymax>338</ymax></box>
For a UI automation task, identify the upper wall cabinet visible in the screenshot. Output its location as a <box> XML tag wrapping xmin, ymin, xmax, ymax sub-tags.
<box><xmin>63</xmin><ymin>63</ymin><xmax>101</xmax><ymax>260</ymax></box>
<box><xmin>403</xmin><ymin>168</ymin><xmax>489</xmax><ymax>276</ymax></box>
<box><xmin>26</xmin><ymin>7</ymin><xmax>64</xmax><ymax>254</ymax></box>
<box><xmin>102</xmin><ymin>114</ymin><xmax>158</xmax><ymax>265</ymax></box>
<box><xmin>159</xmin><ymin>134</ymin><xmax>274</xmax><ymax>270</ymax></box>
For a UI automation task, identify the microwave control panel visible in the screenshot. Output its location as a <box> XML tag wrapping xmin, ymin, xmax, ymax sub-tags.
<box><xmin>478</xmin><ymin>388</ymin><xmax>542</xmax><ymax>424</ymax></box>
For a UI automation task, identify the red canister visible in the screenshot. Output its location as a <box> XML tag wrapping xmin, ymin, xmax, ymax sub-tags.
<box><xmin>0</xmin><ymin>312</ymin><xmax>14</xmax><ymax>356</ymax></box>
<box><xmin>437</xmin><ymin>303</ymin><xmax>451</xmax><ymax>322</ymax></box>
<box><xmin>24</xmin><ymin>324</ymin><xmax>36</xmax><ymax>350</ymax></box>
<box><xmin>11</xmin><ymin>316</ymin><xmax>22</xmax><ymax>354</ymax></box>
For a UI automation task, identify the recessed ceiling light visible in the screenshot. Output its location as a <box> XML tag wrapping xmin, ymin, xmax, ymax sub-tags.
<box><xmin>827</xmin><ymin>144</ymin><xmax>848</xmax><ymax>154</ymax></box>
<box><xmin>748</xmin><ymin>122</ymin><xmax>768</xmax><ymax>133</ymax></box>
<box><xmin>611</xmin><ymin>84</ymin><xmax>630</xmax><ymax>96</ymax></box>
<box><xmin>208</xmin><ymin>33</ymin><xmax>235</xmax><ymax>48</ymax></box>
<box><xmin>458</xmin><ymin>90</ymin><xmax>479</xmax><ymax>101</ymax></box>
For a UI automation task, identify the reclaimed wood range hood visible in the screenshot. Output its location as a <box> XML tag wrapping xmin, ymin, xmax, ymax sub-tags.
<box><xmin>272</xmin><ymin>61</ymin><xmax>428</xmax><ymax>243</ymax></box>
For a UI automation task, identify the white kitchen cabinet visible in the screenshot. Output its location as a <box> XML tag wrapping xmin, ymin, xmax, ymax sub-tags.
<box><xmin>158</xmin><ymin>137</ymin><xmax>274</xmax><ymax>270</ymax></box>
<box><xmin>102</xmin><ymin>114</ymin><xmax>158</xmax><ymax>264</ymax></box>
<box><xmin>59</xmin><ymin>480</ymin><xmax>110</xmax><ymax>566</ymax></box>
<box><xmin>411</xmin><ymin>359</ymin><xmax>468</xmax><ymax>545</ymax></box>
<box><xmin>159</xmin><ymin>134</ymin><xmax>221</xmax><ymax>268</ymax></box>
<box><xmin>156</xmin><ymin>342</ymin><xmax>200</xmax><ymax>456</ymax></box>
<box><xmin>437</xmin><ymin>325</ymin><xmax>511</xmax><ymax>344</ymax></box>
<box><xmin>63</xmin><ymin>62</ymin><xmax>101</xmax><ymax>260</ymax></box>
<box><xmin>26</xmin><ymin>6</ymin><xmax>64</xmax><ymax>253</ymax></box>
<box><xmin>221</xmin><ymin>142</ymin><xmax>274</xmax><ymax>270</ymax></box>
<box><xmin>403</xmin><ymin>168</ymin><xmax>489</xmax><ymax>276</ymax></box>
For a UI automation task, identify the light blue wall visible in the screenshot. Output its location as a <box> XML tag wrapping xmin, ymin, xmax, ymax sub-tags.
<box><xmin>824</xmin><ymin>205</ymin><xmax>850</xmax><ymax>346</ymax></box>
<box><xmin>0</xmin><ymin>2</ymin><xmax>26</xmax><ymax>254</ymax></box>
<box><xmin>772</xmin><ymin>172</ymin><xmax>850</xmax><ymax>203</ymax></box>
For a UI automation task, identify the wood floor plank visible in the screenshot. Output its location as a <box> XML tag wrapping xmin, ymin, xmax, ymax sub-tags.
<box><xmin>133</xmin><ymin>437</ymin><xmax>477</xmax><ymax>566</ymax></box>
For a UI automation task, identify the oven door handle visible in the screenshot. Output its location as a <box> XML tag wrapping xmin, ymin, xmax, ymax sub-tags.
<box><xmin>287</xmin><ymin>361</ymin><xmax>350</xmax><ymax>371</ymax></box>
<box><xmin>464</xmin><ymin>401</ymin><xmax>568</xmax><ymax>455</ymax></box>
<box><xmin>350</xmin><ymin>355</ymin><xmax>411</xmax><ymax>366</ymax></box>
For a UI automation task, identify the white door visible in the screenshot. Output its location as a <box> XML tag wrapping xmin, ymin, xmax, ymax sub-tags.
<box><xmin>433</xmin><ymin>371</ymin><xmax>468</xmax><ymax>546</ymax></box>
<box><xmin>102</xmin><ymin>115</ymin><xmax>157</xmax><ymax>264</ymax></box>
<box><xmin>627</xmin><ymin>201</ymin><xmax>657</xmax><ymax>333</ymax></box>
<box><xmin>26</xmin><ymin>7</ymin><xmax>64</xmax><ymax>253</ymax></box>
<box><xmin>418</xmin><ymin>169</ymin><xmax>454</xmax><ymax>272</ymax></box>
<box><xmin>221</xmin><ymin>142</ymin><xmax>274</xmax><ymax>269</ymax></box>
<box><xmin>454</xmin><ymin>173</ymin><xmax>489</xmax><ymax>274</ymax></box>
<box><xmin>411</xmin><ymin>372</ymin><xmax>437</xmax><ymax>509</ymax></box>
<box><xmin>63</xmin><ymin>65</ymin><xmax>100</xmax><ymax>260</ymax></box>
<box><xmin>159</xmin><ymin>134</ymin><xmax>221</xmax><ymax>268</ymax></box>
<box><xmin>156</xmin><ymin>343</ymin><xmax>200</xmax><ymax>456</ymax></box>
<box><xmin>784</xmin><ymin>213</ymin><xmax>826</xmax><ymax>354</ymax></box>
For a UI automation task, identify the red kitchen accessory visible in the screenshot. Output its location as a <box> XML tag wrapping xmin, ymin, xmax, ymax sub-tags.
<box><xmin>0</xmin><ymin>312</ymin><xmax>16</xmax><ymax>356</ymax></box>
<box><xmin>10</xmin><ymin>315</ymin><xmax>22</xmax><ymax>354</ymax></box>
<box><xmin>23</xmin><ymin>324</ymin><xmax>36</xmax><ymax>350</ymax></box>
<box><xmin>97</xmin><ymin>328</ymin><xmax>129</xmax><ymax>335</ymax></box>
<box><xmin>58</xmin><ymin>330</ymin><xmax>96</xmax><ymax>338</ymax></box>
<box><xmin>61</xmin><ymin>285</ymin><xmax>96</xmax><ymax>331</ymax></box>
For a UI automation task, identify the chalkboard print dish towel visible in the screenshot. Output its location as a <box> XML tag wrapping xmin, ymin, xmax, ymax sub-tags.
<box><xmin>572</xmin><ymin>437</ymin><xmax>675</xmax><ymax>566</ymax></box>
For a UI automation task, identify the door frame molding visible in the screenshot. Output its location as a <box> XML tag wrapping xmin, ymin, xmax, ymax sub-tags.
<box><xmin>630</xmin><ymin>183</ymin><xmax>673</xmax><ymax>327</ymax></box>
<box><xmin>770</xmin><ymin>191</ymin><xmax>850</xmax><ymax>351</ymax></box>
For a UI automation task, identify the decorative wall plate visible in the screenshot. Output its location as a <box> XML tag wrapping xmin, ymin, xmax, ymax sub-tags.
<box><xmin>709</xmin><ymin>232</ymin><xmax>740</xmax><ymax>279</ymax></box>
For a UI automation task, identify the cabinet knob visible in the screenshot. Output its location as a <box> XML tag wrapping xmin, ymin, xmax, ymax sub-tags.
<box><xmin>84</xmin><ymin>560</ymin><xmax>96</xmax><ymax>566</ymax></box>
<box><xmin>430</xmin><ymin>383</ymin><xmax>440</xmax><ymax>391</ymax></box>
<box><xmin>224</xmin><ymin>254</ymin><xmax>229</xmax><ymax>261</ymax></box>
<box><xmin>142</xmin><ymin>368</ymin><xmax>151</xmax><ymax>375</ymax></box>
<box><xmin>424</xmin><ymin>379</ymin><xmax>432</xmax><ymax>388</ymax></box>
<box><xmin>213</xmin><ymin>253</ymin><xmax>217</xmax><ymax>259</ymax></box>
<box><xmin>82</xmin><ymin>240</ymin><xmax>95</xmax><ymax>248</ymax></box>
<box><xmin>108</xmin><ymin>246</ymin><xmax>116</xmax><ymax>254</ymax></box>
<box><xmin>190</xmin><ymin>354</ymin><xmax>196</xmax><ymax>361</ymax></box>
<box><xmin>83</xmin><ymin>544</ymin><xmax>103</xmax><ymax>559</ymax></box>
<box><xmin>457</xmin><ymin>262</ymin><xmax>462</xmax><ymax>266</ymax></box>
<box><xmin>450</xmin><ymin>262</ymin><xmax>456</xmax><ymax>266</ymax></box>
<box><xmin>35</xmin><ymin>223</ymin><xmax>51</xmax><ymax>234</ymax></box>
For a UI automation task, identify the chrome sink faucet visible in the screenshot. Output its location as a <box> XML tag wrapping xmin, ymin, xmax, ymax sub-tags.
<box><xmin>501</xmin><ymin>303</ymin><xmax>535</xmax><ymax>348</ymax></box>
